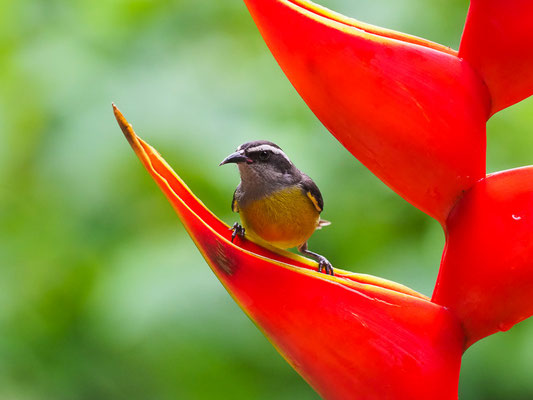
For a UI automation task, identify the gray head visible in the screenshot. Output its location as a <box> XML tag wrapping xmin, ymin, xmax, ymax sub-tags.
<box><xmin>219</xmin><ymin>140</ymin><xmax>300</xmax><ymax>190</ymax></box>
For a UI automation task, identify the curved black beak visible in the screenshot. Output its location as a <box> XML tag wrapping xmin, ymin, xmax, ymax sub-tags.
<box><xmin>219</xmin><ymin>151</ymin><xmax>251</xmax><ymax>166</ymax></box>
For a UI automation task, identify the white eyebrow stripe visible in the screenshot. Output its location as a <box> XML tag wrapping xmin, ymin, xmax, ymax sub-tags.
<box><xmin>247</xmin><ymin>144</ymin><xmax>291</xmax><ymax>162</ymax></box>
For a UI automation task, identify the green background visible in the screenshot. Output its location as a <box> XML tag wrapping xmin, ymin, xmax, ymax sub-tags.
<box><xmin>2</xmin><ymin>0</ymin><xmax>533</xmax><ymax>399</ymax></box>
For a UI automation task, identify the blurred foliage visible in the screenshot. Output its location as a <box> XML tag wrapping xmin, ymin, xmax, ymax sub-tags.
<box><xmin>1</xmin><ymin>0</ymin><xmax>533</xmax><ymax>399</ymax></box>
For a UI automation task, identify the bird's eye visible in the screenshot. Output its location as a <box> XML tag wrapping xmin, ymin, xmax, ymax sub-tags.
<box><xmin>259</xmin><ymin>151</ymin><xmax>270</xmax><ymax>161</ymax></box>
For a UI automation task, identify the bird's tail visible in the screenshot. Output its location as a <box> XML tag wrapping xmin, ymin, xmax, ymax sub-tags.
<box><xmin>316</xmin><ymin>219</ymin><xmax>331</xmax><ymax>230</ymax></box>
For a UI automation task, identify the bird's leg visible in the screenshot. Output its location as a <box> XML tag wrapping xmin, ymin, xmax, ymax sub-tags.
<box><xmin>298</xmin><ymin>242</ymin><xmax>334</xmax><ymax>276</ymax></box>
<box><xmin>229</xmin><ymin>222</ymin><xmax>245</xmax><ymax>242</ymax></box>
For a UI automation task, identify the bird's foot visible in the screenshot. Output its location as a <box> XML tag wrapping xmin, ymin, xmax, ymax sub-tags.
<box><xmin>297</xmin><ymin>243</ymin><xmax>334</xmax><ymax>276</ymax></box>
<box><xmin>230</xmin><ymin>222</ymin><xmax>245</xmax><ymax>242</ymax></box>
<box><xmin>317</xmin><ymin>256</ymin><xmax>334</xmax><ymax>276</ymax></box>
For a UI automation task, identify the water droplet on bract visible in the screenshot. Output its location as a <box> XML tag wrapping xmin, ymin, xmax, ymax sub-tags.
<box><xmin>498</xmin><ymin>322</ymin><xmax>513</xmax><ymax>332</ymax></box>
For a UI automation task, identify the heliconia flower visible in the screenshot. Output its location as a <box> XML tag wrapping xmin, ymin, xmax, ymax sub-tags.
<box><xmin>116</xmin><ymin>0</ymin><xmax>533</xmax><ymax>397</ymax></box>
<box><xmin>113</xmin><ymin>105</ymin><xmax>464</xmax><ymax>400</ymax></box>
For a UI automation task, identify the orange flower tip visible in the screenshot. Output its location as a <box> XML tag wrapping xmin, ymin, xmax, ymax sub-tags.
<box><xmin>112</xmin><ymin>103</ymin><xmax>141</xmax><ymax>151</ymax></box>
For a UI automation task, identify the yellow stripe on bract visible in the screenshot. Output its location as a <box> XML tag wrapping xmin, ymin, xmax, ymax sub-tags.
<box><xmin>307</xmin><ymin>191</ymin><xmax>322</xmax><ymax>212</ymax></box>
<box><xmin>282</xmin><ymin>0</ymin><xmax>457</xmax><ymax>55</ymax></box>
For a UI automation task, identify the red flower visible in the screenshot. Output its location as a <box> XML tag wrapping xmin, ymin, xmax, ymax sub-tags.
<box><xmin>114</xmin><ymin>105</ymin><xmax>463</xmax><ymax>399</ymax></box>
<box><xmin>115</xmin><ymin>0</ymin><xmax>533</xmax><ymax>398</ymax></box>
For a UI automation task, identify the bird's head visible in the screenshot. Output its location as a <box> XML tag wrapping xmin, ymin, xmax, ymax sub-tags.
<box><xmin>219</xmin><ymin>140</ymin><xmax>297</xmax><ymax>187</ymax></box>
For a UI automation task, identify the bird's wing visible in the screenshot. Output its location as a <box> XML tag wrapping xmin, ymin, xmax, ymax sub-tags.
<box><xmin>231</xmin><ymin>187</ymin><xmax>240</xmax><ymax>213</ymax></box>
<box><xmin>300</xmin><ymin>175</ymin><xmax>324</xmax><ymax>213</ymax></box>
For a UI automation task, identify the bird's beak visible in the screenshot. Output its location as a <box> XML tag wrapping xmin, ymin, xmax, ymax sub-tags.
<box><xmin>219</xmin><ymin>151</ymin><xmax>251</xmax><ymax>166</ymax></box>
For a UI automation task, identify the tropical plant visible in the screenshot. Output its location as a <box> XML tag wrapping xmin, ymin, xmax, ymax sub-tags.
<box><xmin>115</xmin><ymin>0</ymin><xmax>533</xmax><ymax>398</ymax></box>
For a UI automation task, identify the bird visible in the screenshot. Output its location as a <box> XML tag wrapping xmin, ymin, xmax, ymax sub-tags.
<box><xmin>219</xmin><ymin>140</ymin><xmax>334</xmax><ymax>275</ymax></box>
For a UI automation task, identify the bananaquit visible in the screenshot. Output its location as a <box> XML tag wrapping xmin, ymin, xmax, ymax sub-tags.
<box><xmin>219</xmin><ymin>140</ymin><xmax>334</xmax><ymax>275</ymax></box>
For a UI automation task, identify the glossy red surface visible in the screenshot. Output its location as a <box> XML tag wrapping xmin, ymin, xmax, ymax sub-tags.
<box><xmin>434</xmin><ymin>167</ymin><xmax>533</xmax><ymax>347</ymax></box>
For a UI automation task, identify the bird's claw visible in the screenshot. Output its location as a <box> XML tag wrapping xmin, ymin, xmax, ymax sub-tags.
<box><xmin>317</xmin><ymin>257</ymin><xmax>334</xmax><ymax>276</ymax></box>
<box><xmin>230</xmin><ymin>222</ymin><xmax>245</xmax><ymax>242</ymax></box>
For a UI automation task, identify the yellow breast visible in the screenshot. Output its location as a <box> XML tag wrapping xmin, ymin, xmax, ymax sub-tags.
<box><xmin>238</xmin><ymin>186</ymin><xmax>320</xmax><ymax>249</ymax></box>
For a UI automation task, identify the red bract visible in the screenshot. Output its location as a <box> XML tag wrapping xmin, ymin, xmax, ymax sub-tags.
<box><xmin>243</xmin><ymin>0</ymin><xmax>490</xmax><ymax>223</ymax></box>
<box><xmin>116</xmin><ymin>0</ymin><xmax>533</xmax><ymax>398</ymax></box>
<box><xmin>460</xmin><ymin>0</ymin><xmax>533</xmax><ymax>114</ymax></box>
<box><xmin>434</xmin><ymin>167</ymin><xmax>533</xmax><ymax>347</ymax></box>
<box><xmin>114</xmin><ymin>105</ymin><xmax>464</xmax><ymax>400</ymax></box>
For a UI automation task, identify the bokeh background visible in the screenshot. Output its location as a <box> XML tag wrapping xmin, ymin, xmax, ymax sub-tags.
<box><xmin>2</xmin><ymin>0</ymin><xmax>533</xmax><ymax>399</ymax></box>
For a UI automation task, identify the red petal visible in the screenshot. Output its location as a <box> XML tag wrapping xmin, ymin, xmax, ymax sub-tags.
<box><xmin>460</xmin><ymin>0</ymin><xmax>533</xmax><ymax>114</ymax></box>
<box><xmin>243</xmin><ymin>0</ymin><xmax>490</xmax><ymax>223</ymax></box>
<box><xmin>114</xmin><ymin>105</ymin><xmax>464</xmax><ymax>399</ymax></box>
<box><xmin>433</xmin><ymin>167</ymin><xmax>533</xmax><ymax>347</ymax></box>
